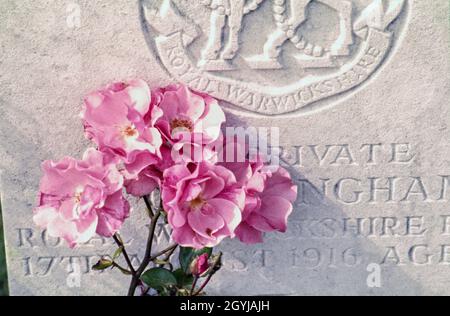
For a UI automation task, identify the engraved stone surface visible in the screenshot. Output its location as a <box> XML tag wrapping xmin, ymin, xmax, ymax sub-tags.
<box><xmin>145</xmin><ymin>0</ymin><xmax>408</xmax><ymax>115</ymax></box>
<box><xmin>0</xmin><ymin>0</ymin><xmax>449</xmax><ymax>295</ymax></box>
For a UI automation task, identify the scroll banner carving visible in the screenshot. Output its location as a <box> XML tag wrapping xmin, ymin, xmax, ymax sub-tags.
<box><xmin>144</xmin><ymin>0</ymin><xmax>407</xmax><ymax>115</ymax></box>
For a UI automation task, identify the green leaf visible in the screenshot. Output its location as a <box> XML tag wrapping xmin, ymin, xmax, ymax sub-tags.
<box><xmin>112</xmin><ymin>246</ymin><xmax>123</xmax><ymax>260</ymax></box>
<box><xmin>92</xmin><ymin>258</ymin><xmax>113</xmax><ymax>271</ymax></box>
<box><xmin>179</xmin><ymin>247</ymin><xmax>195</xmax><ymax>273</ymax></box>
<box><xmin>179</xmin><ymin>247</ymin><xmax>213</xmax><ymax>274</ymax></box>
<box><xmin>173</xmin><ymin>268</ymin><xmax>194</xmax><ymax>288</ymax></box>
<box><xmin>141</xmin><ymin>267</ymin><xmax>177</xmax><ymax>290</ymax></box>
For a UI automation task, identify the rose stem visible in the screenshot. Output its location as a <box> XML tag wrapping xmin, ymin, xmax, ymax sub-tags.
<box><xmin>193</xmin><ymin>274</ymin><xmax>213</xmax><ymax>296</ymax></box>
<box><xmin>128</xmin><ymin>209</ymin><xmax>161</xmax><ymax>296</ymax></box>
<box><xmin>111</xmin><ymin>262</ymin><xmax>132</xmax><ymax>275</ymax></box>
<box><xmin>190</xmin><ymin>276</ymin><xmax>199</xmax><ymax>296</ymax></box>
<box><xmin>143</xmin><ymin>195</ymin><xmax>155</xmax><ymax>218</ymax></box>
<box><xmin>152</xmin><ymin>244</ymin><xmax>178</xmax><ymax>262</ymax></box>
<box><xmin>113</xmin><ymin>234</ymin><xmax>136</xmax><ymax>275</ymax></box>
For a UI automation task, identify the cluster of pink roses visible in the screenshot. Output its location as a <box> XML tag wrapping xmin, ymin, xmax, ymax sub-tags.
<box><xmin>33</xmin><ymin>80</ymin><xmax>297</xmax><ymax>249</ymax></box>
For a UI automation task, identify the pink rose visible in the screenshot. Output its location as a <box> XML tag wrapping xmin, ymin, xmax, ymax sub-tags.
<box><xmin>152</xmin><ymin>85</ymin><xmax>225</xmax><ymax>163</ymax></box>
<box><xmin>124</xmin><ymin>145</ymin><xmax>174</xmax><ymax>197</ymax></box>
<box><xmin>33</xmin><ymin>149</ymin><xmax>130</xmax><ymax>248</ymax></box>
<box><xmin>229</xmin><ymin>160</ymin><xmax>297</xmax><ymax>244</ymax></box>
<box><xmin>82</xmin><ymin>80</ymin><xmax>163</xmax><ymax>178</ymax></box>
<box><xmin>190</xmin><ymin>253</ymin><xmax>210</xmax><ymax>277</ymax></box>
<box><xmin>162</xmin><ymin>162</ymin><xmax>244</xmax><ymax>249</ymax></box>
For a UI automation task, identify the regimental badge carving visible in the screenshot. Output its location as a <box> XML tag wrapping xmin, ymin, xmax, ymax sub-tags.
<box><xmin>141</xmin><ymin>0</ymin><xmax>408</xmax><ymax>115</ymax></box>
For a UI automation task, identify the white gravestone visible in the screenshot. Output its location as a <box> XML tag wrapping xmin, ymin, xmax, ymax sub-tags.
<box><xmin>0</xmin><ymin>0</ymin><xmax>449</xmax><ymax>295</ymax></box>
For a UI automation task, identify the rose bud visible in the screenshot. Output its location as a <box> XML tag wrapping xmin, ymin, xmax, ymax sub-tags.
<box><xmin>92</xmin><ymin>258</ymin><xmax>113</xmax><ymax>271</ymax></box>
<box><xmin>190</xmin><ymin>253</ymin><xmax>210</xmax><ymax>277</ymax></box>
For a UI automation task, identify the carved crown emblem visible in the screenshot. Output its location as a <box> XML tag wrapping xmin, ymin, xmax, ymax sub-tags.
<box><xmin>142</xmin><ymin>0</ymin><xmax>408</xmax><ymax>115</ymax></box>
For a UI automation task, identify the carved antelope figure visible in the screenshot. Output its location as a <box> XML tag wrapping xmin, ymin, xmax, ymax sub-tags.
<box><xmin>200</xmin><ymin>0</ymin><xmax>354</xmax><ymax>68</ymax></box>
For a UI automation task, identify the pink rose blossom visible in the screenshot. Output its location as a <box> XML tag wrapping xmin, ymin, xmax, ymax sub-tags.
<box><xmin>82</xmin><ymin>80</ymin><xmax>163</xmax><ymax>178</ymax></box>
<box><xmin>33</xmin><ymin>149</ymin><xmax>130</xmax><ymax>248</ymax></box>
<box><xmin>228</xmin><ymin>159</ymin><xmax>297</xmax><ymax>244</ymax></box>
<box><xmin>162</xmin><ymin>161</ymin><xmax>244</xmax><ymax>249</ymax></box>
<box><xmin>124</xmin><ymin>145</ymin><xmax>174</xmax><ymax>197</ymax></box>
<box><xmin>190</xmin><ymin>253</ymin><xmax>210</xmax><ymax>276</ymax></box>
<box><xmin>152</xmin><ymin>85</ymin><xmax>225</xmax><ymax>163</ymax></box>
